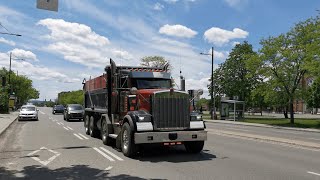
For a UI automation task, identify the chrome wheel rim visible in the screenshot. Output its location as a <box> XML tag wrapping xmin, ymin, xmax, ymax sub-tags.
<box><xmin>122</xmin><ymin>130</ymin><xmax>129</xmax><ymax>151</ymax></box>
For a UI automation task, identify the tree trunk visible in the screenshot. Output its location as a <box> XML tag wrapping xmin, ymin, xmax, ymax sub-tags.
<box><xmin>283</xmin><ymin>107</ymin><xmax>288</xmax><ymax>119</ymax></box>
<box><xmin>289</xmin><ymin>100</ymin><xmax>294</xmax><ymax>124</ymax></box>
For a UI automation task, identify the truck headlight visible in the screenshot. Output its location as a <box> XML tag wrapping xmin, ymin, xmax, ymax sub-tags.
<box><xmin>190</xmin><ymin>113</ymin><xmax>202</xmax><ymax>121</ymax></box>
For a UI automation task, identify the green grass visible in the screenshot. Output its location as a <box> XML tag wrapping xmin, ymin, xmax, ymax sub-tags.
<box><xmin>243</xmin><ymin>118</ymin><xmax>320</xmax><ymax>129</ymax></box>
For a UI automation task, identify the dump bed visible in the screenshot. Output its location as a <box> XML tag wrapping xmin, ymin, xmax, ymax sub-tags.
<box><xmin>84</xmin><ymin>74</ymin><xmax>106</xmax><ymax>92</ymax></box>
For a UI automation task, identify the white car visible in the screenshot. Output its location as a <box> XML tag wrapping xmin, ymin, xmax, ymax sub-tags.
<box><xmin>18</xmin><ymin>105</ymin><xmax>39</xmax><ymax>121</ymax></box>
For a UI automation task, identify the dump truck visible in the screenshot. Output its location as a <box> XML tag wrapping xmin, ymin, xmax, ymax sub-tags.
<box><xmin>82</xmin><ymin>59</ymin><xmax>207</xmax><ymax>157</ymax></box>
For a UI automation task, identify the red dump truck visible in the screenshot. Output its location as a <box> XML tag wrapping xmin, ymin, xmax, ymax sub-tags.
<box><xmin>82</xmin><ymin>59</ymin><xmax>207</xmax><ymax>157</ymax></box>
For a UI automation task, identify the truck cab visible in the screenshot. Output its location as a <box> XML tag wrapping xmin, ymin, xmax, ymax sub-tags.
<box><xmin>83</xmin><ymin>59</ymin><xmax>207</xmax><ymax>157</ymax></box>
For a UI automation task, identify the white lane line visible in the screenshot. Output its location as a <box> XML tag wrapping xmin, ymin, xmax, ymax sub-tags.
<box><xmin>78</xmin><ymin>133</ymin><xmax>89</xmax><ymax>140</ymax></box>
<box><xmin>73</xmin><ymin>133</ymin><xmax>83</xmax><ymax>140</ymax></box>
<box><xmin>93</xmin><ymin>147</ymin><xmax>114</xmax><ymax>162</ymax></box>
<box><xmin>60</xmin><ymin>123</ymin><xmax>64</xmax><ymax>125</ymax></box>
<box><xmin>63</xmin><ymin>127</ymin><xmax>69</xmax><ymax>131</ymax></box>
<box><xmin>67</xmin><ymin>126</ymin><xmax>73</xmax><ymax>130</ymax></box>
<box><xmin>99</xmin><ymin>147</ymin><xmax>123</xmax><ymax>161</ymax></box>
<box><xmin>57</xmin><ymin>122</ymin><xmax>61</xmax><ymax>125</ymax></box>
<box><xmin>307</xmin><ymin>171</ymin><xmax>320</xmax><ymax>176</ymax></box>
<box><xmin>39</xmin><ymin>111</ymin><xmax>45</xmax><ymax>115</ymax></box>
<box><xmin>95</xmin><ymin>166</ymin><xmax>113</xmax><ymax>177</ymax></box>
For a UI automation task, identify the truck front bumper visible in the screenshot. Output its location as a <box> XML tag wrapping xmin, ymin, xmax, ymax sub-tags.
<box><xmin>134</xmin><ymin>130</ymin><xmax>207</xmax><ymax>144</ymax></box>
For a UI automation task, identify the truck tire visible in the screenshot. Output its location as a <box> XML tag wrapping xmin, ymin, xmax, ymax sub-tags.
<box><xmin>89</xmin><ymin>116</ymin><xmax>99</xmax><ymax>138</ymax></box>
<box><xmin>84</xmin><ymin>115</ymin><xmax>90</xmax><ymax>135</ymax></box>
<box><xmin>184</xmin><ymin>141</ymin><xmax>204</xmax><ymax>153</ymax></box>
<box><xmin>121</xmin><ymin>123</ymin><xmax>136</xmax><ymax>157</ymax></box>
<box><xmin>101</xmin><ymin>118</ymin><xmax>112</xmax><ymax>145</ymax></box>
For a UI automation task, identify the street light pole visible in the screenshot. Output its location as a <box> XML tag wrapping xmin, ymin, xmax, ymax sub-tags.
<box><xmin>9</xmin><ymin>52</ymin><xmax>12</xmax><ymax>86</ymax></box>
<box><xmin>200</xmin><ymin>47</ymin><xmax>217</xmax><ymax>120</ymax></box>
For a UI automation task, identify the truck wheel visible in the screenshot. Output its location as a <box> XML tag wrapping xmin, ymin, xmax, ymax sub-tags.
<box><xmin>84</xmin><ymin>115</ymin><xmax>90</xmax><ymax>135</ymax></box>
<box><xmin>184</xmin><ymin>141</ymin><xmax>204</xmax><ymax>153</ymax></box>
<box><xmin>101</xmin><ymin>119</ymin><xmax>112</xmax><ymax>145</ymax></box>
<box><xmin>89</xmin><ymin>116</ymin><xmax>99</xmax><ymax>138</ymax></box>
<box><xmin>121</xmin><ymin>123</ymin><xmax>136</xmax><ymax>157</ymax></box>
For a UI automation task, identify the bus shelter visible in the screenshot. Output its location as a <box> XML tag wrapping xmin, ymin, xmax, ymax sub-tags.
<box><xmin>220</xmin><ymin>100</ymin><xmax>245</xmax><ymax>121</ymax></box>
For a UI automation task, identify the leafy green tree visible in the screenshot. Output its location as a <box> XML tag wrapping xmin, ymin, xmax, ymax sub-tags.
<box><xmin>211</xmin><ymin>41</ymin><xmax>257</xmax><ymax>104</ymax></box>
<box><xmin>306</xmin><ymin>77</ymin><xmax>320</xmax><ymax>113</ymax></box>
<box><xmin>58</xmin><ymin>90</ymin><xmax>84</xmax><ymax>105</ymax></box>
<box><xmin>196</xmin><ymin>98</ymin><xmax>209</xmax><ymax>109</ymax></box>
<box><xmin>140</xmin><ymin>56</ymin><xmax>172</xmax><ymax>71</ymax></box>
<box><xmin>248</xmin><ymin>16</ymin><xmax>320</xmax><ymax>124</ymax></box>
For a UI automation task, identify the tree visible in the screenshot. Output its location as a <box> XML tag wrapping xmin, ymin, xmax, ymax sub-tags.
<box><xmin>196</xmin><ymin>98</ymin><xmax>209</xmax><ymax>109</ymax></box>
<box><xmin>211</xmin><ymin>41</ymin><xmax>257</xmax><ymax>103</ymax></box>
<box><xmin>140</xmin><ymin>56</ymin><xmax>172</xmax><ymax>71</ymax></box>
<box><xmin>249</xmin><ymin>16</ymin><xmax>320</xmax><ymax>124</ymax></box>
<box><xmin>58</xmin><ymin>90</ymin><xmax>84</xmax><ymax>105</ymax></box>
<box><xmin>306</xmin><ymin>77</ymin><xmax>320</xmax><ymax>113</ymax></box>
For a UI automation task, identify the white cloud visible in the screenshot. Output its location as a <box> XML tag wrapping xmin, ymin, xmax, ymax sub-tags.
<box><xmin>204</xmin><ymin>27</ymin><xmax>248</xmax><ymax>46</ymax></box>
<box><xmin>10</xmin><ymin>48</ymin><xmax>38</xmax><ymax>61</ymax></box>
<box><xmin>232</xmin><ymin>41</ymin><xmax>240</xmax><ymax>46</ymax></box>
<box><xmin>154</xmin><ymin>3</ymin><xmax>164</xmax><ymax>11</ymax></box>
<box><xmin>159</xmin><ymin>24</ymin><xmax>197</xmax><ymax>38</ymax></box>
<box><xmin>37</xmin><ymin>18</ymin><xmax>133</xmax><ymax>68</ymax></box>
<box><xmin>224</xmin><ymin>0</ymin><xmax>247</xmax><ymax>8</ymax></box>
<box><xmin>0</xmin><ymin>37</ymin><xmax>15</xmax><ymax>46</ymax></box>
<box><xmin>0</xmin><ymin>50</ymin><xmax>78</xmax><ymax>83</ymax></box>
<box><xmin>163</xmin><ymin>0</ymin><xmax>179</xmax><ymax>4</ymax></box>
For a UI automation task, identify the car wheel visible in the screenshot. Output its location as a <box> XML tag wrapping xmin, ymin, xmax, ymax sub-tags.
<box><xmin>184</xmin><ymin>141</ymin><xmax>204</xmax><ymax>153</ymax></box>
<box><xmin>101</xmin><ymin>118</ymin><xmax>112</xmax><ymax>145</ymax></box>
<box><xmin>121</xmin><ymin>123</ymin><xmax>136</xmax><ymax>157</ymax></box>
<box><xmin>65</xmin><ymin>115</ymin><xmax>69</xmax><ymax>122</ymax></box>
<box><xmin>84</xmin><ymin>115</ymin><xmax>90</xmax><ymax>135</ymax></box>
<box><xmin>89</xmin><ymin>116</ymin><xmax>98</xmax><ymax>137</ymax></box>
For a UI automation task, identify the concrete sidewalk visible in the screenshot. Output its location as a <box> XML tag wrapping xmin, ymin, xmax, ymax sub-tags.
<box><xmin>0</xmin><ymin>111</ymin><xmax>19</xmax><ymax>136</ymax></box>
<box><xmin>204</xmin><ymin>119</ymin><xmax>320</xmax><ymax>133</ymax></box>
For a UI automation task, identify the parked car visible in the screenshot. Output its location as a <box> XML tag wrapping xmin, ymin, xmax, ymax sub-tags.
<box><xmin>63</xmin><ymin>104</ymin><xmax>84</xmax><ymax>121</ymax></box>
<box><xmin>52</xmin><ymin>105</ymin><xmax>64</xmax><ymax>114</ymax></box>
<box><xmin>18</xmin><ymin>105</ymin><xmax>38</xmax><ymax>121</ymax></box>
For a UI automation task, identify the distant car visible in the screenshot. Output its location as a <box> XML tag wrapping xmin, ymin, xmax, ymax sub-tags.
<box><xmin>52</xmin><ymin>105</ymin><xmax>65</xmax><ymax>114</ymax></box>
<box><xmin>18</xmin><ymin>105</ymin><xmax>38</xmax><ymax>121</ymax></box>
<box><xmin>63</xmin><ymin>104</ymin><xmax>84</xmax><ymax>121</ymax></box>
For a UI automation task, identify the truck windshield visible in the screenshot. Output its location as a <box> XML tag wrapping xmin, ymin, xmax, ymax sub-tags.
<box><xmin>133</xmin><ymin>78</ymin><xmax>171</xmax><ymax>89</ymax></box>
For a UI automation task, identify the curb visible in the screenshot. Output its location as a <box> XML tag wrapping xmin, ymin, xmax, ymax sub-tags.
<box><xmin>0</xmin><ymin>113</ymin><xmax>18</xmax><ymax>137</ymax></box>
<box><xmin>204</xmin><ymin>119</ymin><xmax>320</xmax><ymax>133</ymax></box>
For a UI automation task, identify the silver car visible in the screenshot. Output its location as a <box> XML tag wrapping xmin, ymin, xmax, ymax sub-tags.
<box><xmin>18</xmin><ymin>105</ymin><xmax>39</xmax><ymax>121</ymax></box>
<box><xmin>63</xmin><ymin>104</ymin><xmax>84</xmax><ymax>121</ymax></box>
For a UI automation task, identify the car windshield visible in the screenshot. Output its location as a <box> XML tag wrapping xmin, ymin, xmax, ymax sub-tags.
<box><xmin>21</xmin><ymin>107</ymin><xmax>36</xmax><ymax>111</ymax></box>
<box><xmin>68</xmin><ymin>106</ymin><xmax>83</xmax><ymax>110</ymax></box>
<box><xmin>133</xmin><ymin>78</ymin><xmax>171</xmax><ymax>89</ymax></box>
<box><xmin>55</xmin><ymin>105</ymin><xmax>64</xmax><ymax>109</ymax></box>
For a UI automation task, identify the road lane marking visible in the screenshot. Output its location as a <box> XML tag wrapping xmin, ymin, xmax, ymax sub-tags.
<box><xmin>27</xmin><ymin>147</ymin><xmax>60</xmax><ymax>166</ymax></box>
<box><xmin>307</xmin><ymin>171</ymin><xmax>320</xmax><ymax>176</ymax></box>
<box><xmin>67</xmin><ymin>126</ymin><xmax>73</xmax><ymax>130</ymax></box>
<box><xmin>93</xmin><ymin>147</ymin><xmax>114</xmax><ymax>162</ymax></box>
<box><xmin>63</xmin><ymin>127</ymin><xmax>69</xmax><ymax>131</ymax></box>
<box><xmin>95</xmin><ymin>166</ymin><xmax>113</xmax><ymax>177</ymax></box>
<box><xmin>60</xmin><ymin>123</ymin><xmax>64</xmax><ymax>125</ymax></box>
<box><xmin>78</xmin><ymin>133</ymin><xmax>89</xmax><ymax>140</ymax></box>
<box><xmin>39</xmin><ymin>111</ymin><xmax>45</xmax><ymax>115</ymax></box>
<box><xmin>73</xmin><ymin>133</ymin><xmax>83</xmax><ymax>140</ymax></box>
<box><xmin>57</xmin><ymin>122</ymin><xmax>62</xmax><ymax>125</ymax></box>
<box><xmin>99</xmin><ymin>147</ymin><xmax>123</xmax><ymax>161</ymax></box>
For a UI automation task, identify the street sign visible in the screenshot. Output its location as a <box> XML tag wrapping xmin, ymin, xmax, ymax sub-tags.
<box><xmin>37</xmin><ymin>0</ymin><xmax>58</xmax><ymax>12</ymax></box>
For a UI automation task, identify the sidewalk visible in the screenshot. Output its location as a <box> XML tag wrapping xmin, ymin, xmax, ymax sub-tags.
<box><xmin>0</xmin><ymin>111</ymin><xmax>19</xmax><ymax>136</ymax></box>
<box><xmin>204</xmin><ymin>119</ymin><xmax>320</xmax><ymax>133</ymax></box>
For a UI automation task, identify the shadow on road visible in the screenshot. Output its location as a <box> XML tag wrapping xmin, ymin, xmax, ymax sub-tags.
<box><xmin>134</xmin><ymin>145</ymin><xmax>216</xmax><ymax>163</ymax></box>
<box><xmin>0</xmin><ymin>165</ymin><xmax>164</xmax><ymax>180</ymax></box>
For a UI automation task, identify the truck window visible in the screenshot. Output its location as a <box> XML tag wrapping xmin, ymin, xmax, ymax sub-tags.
<box><xmin>132</xmin><ymin>78</ymin><xmax>171</xmax><ymax>89</ymax></box>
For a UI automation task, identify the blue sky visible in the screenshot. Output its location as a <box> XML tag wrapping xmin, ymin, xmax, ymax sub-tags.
<box><xmin>0</xmin><ymin>0</ymin><xmax>319</xmax><ymax>100</ymax></box>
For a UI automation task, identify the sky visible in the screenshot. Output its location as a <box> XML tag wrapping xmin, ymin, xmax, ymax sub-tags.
<box><xmin>0</xmin><ymin>0</ymin><xmax>319</xmax><ymax>101</ymax></box>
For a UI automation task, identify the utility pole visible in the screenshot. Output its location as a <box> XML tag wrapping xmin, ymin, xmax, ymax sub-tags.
<box><xmin>9</xmin><ymin>52</ymin><xmax>12</xmax><ymax>85</ymax></box>
<box><xmin>200</xmin><ymin>47</ymin><xmax>217</xmax><ymax>120</ymax></box>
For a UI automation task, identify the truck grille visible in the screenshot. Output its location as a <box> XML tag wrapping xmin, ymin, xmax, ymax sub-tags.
<box><xmin>152</xmin><ymin>91</ymin><xmax>190</xmax><ymax>130</ymax></box>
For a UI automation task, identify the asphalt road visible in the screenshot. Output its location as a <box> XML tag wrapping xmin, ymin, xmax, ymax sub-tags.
<box><xmin>0</xmin><ymin>107</ymin><xmax>319</xmax><ymax>180</ymax></box>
